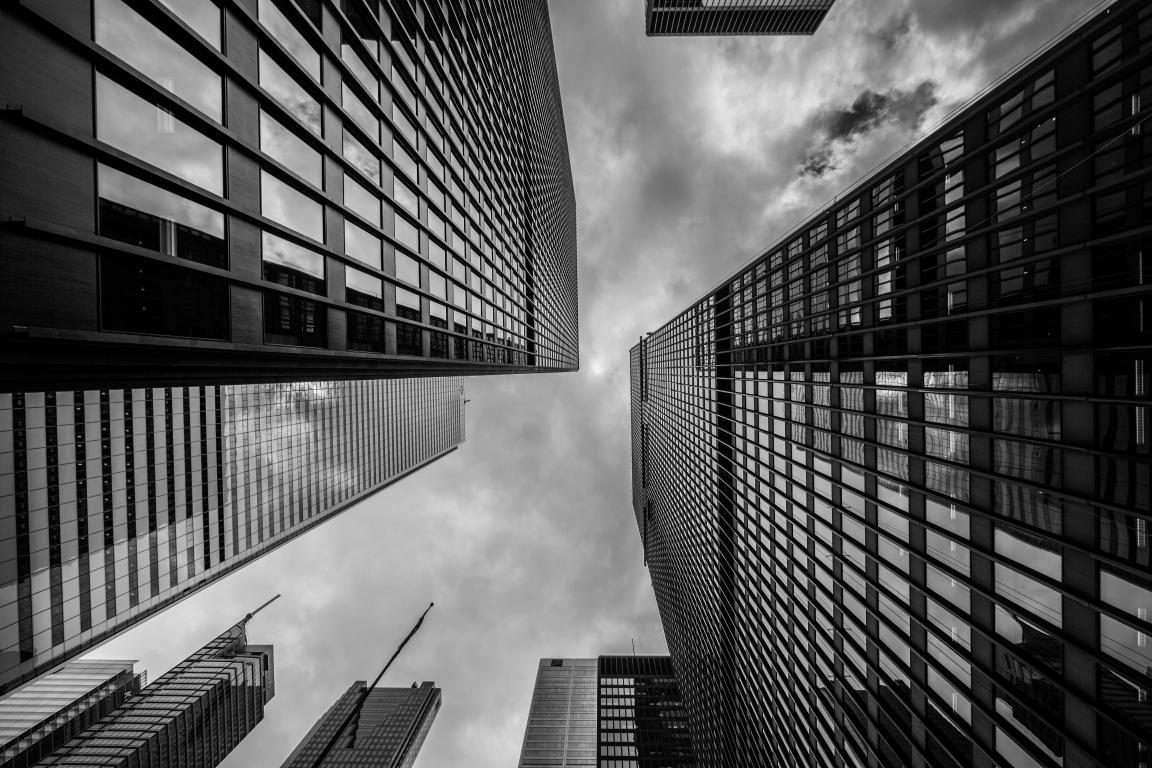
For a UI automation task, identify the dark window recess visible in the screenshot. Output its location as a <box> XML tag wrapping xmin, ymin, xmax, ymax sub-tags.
<box><xmin>921</xmin><ymin>320</ymin><xmax>967</xmax><ymax>354</ymax></box>
<box><xmin>991</xmin><ymin>308</ymin><xmax>1061</xmax><ymax>348</ymax></box>
<box><xmin>453</xmin><ymin>335</ymin><xmax>468</xmax><ymax>360</ymax></box>
<box><xmin>430</xmin><ymin>331</ymin><xmax>449</xmax><ymax>358</ymax></box>
<box><xmin>346</xmin><ymin>288</ymin><xmax>383</xmax><ymax>313</ymax></box>
<box><xmin>263</xmin><ymin>262</ymin><xmax>325</xmax><ymax>296</ymax></box>
<box><xmin>263</xmin><ymin>291</ymin><xmax>326</xmax><ymax>347</ymax></box>
<box><xmin>294</xmin><ymin>0</ymin><xmax>322</xmax><ymax>28</ymax></box>
<box><xmin>1097</xmin><ymin>665</ymin><xmax>1152</xmax><ymax>766</ymax></box>
<box><xmin>346</xmin><ymin>310</ymin><xmax>383</xmax><ymax>352</ymax></box>
<box><xmin>98</xmin><ymin>199</ymin><xmax>226</xmax><ymax>268</ymax></box>
<box><xmin>100</xmin><ymin>253</ymin><xmax>228</xmax><ymax>339</ymax></box>
<box><xmin>396</xmin><ymin>304</ymin><xmax>421</xmax><ymax>322</ymax></box>
<box><xmin>396</xmin><ymin>321</ymin><xmax>422</xmax><ymax>356</ymax></box>
<box><xmin>470</xmin><ymin>339</ymin><xmax>484</xmax><ymax>362</ymax></box>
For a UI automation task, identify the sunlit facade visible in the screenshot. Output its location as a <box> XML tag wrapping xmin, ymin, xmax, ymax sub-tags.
<box><xmin>631</xmin><ymin>1</ymin><xmax>1152</xmax><ymax>766</ymax></box>
<box><xmin>0</xmin><ymin>378</ymin><xmax>463</xmax><ymax>695</ymax></box>
<box><xmin>0</xmin><ymin>0</ymin><xmax>577</xmax><ymax>389</ymax></box>
<box><xmin>644</xmin><ymin>0</ymin><xmax>837</xmax><ymax>36</ymax></box>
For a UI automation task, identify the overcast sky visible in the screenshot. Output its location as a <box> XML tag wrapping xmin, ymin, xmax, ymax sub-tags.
<box><xmin>97</xmin><ymin>0</ymin><xmax>1098</xmax><ymax>765</ymax></box>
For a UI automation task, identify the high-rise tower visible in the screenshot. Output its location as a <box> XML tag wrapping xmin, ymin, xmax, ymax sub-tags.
<box><xmin>632</xmin><ymin>1</ymin><xmax>1152</xmax><ymax>765</ymax></box>
<box><xmin>0</xmin><ymin>0</ymin><xmax>577</xmax><ymax>389</ymax></box>
<box><xmin>644</xmin><ymin>0</ymin><xmax>837</xmax><ymax>36</ymax></box>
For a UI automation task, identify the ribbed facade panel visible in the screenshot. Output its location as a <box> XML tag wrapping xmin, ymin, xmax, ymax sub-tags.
<box><xmin>645</xmin><ymin>0</ymin><xmax>836</xmax><ymax>36</ymax></box>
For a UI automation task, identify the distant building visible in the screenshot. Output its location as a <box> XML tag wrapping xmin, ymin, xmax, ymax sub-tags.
<box><xmin>645</xmin><ymin>0</ymin><xmax>837</xmax><ymax>36</ymax></box>
<box><xmin>0</xmin><ymin>659</ymin><xmax>144</xmax><ymax>766</ymax></box>
<box><xmin>0</xmin><ymin>379</ymin><xmax>463</xmax><ymax>695</ymax></box>
<box><xmin>281</xmin><ymin>680</ymin><xmax>440</xmax><ymax>768</ymax></box>
<box><xmin>632</xmin><ymin>0</ymin><xmax>1152</xmax><ymax>765</ymax></box>
<box><xmin>517</xmin><ymin>656</ymin><xmax>695</xmax><ymax>768</ymax></box>
<box><xmin>30</xmin><ymin>607</ymin><xmax>274</xmax><ymax>767</ymax></box>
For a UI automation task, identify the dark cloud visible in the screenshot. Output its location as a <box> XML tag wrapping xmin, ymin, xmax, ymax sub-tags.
<box><xmin>876</xmin><ymin>12</ymin><xmax>912</xmax><ymax>50</ymax></box>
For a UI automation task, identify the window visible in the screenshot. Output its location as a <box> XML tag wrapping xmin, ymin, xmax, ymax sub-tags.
<box><xmin>395</xmin><ymin>251</ymin><xmax>420</xmax><ymax>286</ymax></box>
<box><xmin>260</xmin><ymin>110</ymin><xmax>322</xmax><ymax>186</ymax></box>
<box><xmin>264</xmin><ymin>291</ymin><xmax>326</xmax><ymax>347</ymax></box>
<box><xmin>262</xmin><ymin>231</ymin><xmax>324</xmax><ymax>295</ymax></box>
<box><xmin>347</xmin><ymin>309</ymin><xmax>383</xmax><ymax>351</ymax></box>
<box><xmin>345</xmin><ymin>266</ymin><xmax>382</xmax><ymax>311</ymax></box>
<box><xmin>342</xmin><ymin>83</ymin><xmax>379</xmax><ymax>142</ymax></box>
<box><xmin>101</xmin><ymin>253</ymin><xmax>228</xmax><ymax>339</ymax></box>
<box><xmin>96</xmin><ymin>74</ymin><xmax>223</xmax><ymax>195</ymax></box>
<box><xmin>94</xmin><ymin>0</ymin><xmax>222</xmax><ymax>122</ymax></box>
<box><xmin>341</xmin><ymin>36</ymin><xmax>378</xmax><ymax>98</ymax></box>
<box><xmin>257</xmin><ymin>0</ymin><xmax>320</xmax><ymax>80</ymax></box>
<box><xmin>97</xmin><ymin>164</ymin><xmax>225</xmax><ymax>268</ymax></box>
<box><xmin>343</xmin><ymin>129</ymin><xmax>380</xmax><ymax>184</ymax></box>
<box><xmin>394</xmin><ymin>176</ymin><xmax>419</xmax><ymax>214</ymax></box>
<box><xmin>344</xmin><ymin>173</ymin><xmax>380</xmax><ymax>226</ymax></box>
<box><xmin>395</xmin><ymin>213</ymin><xmax>420</xmax><ymax>252</ymax></box>
<box><xmin>261</xmin><ymin>170</ymin><xmax>323</xmax><ymax>241</ymax></box>
<box><xmin>393</xmin><ymin>139</ymin><xmax>418</xmax><ymax>180</ymax></box>
<box><xmin>396</xmin><ymin>286</ymin><xmax>421</xmax><ymax>321</ymax></box>
<box><xmin>344</xmin><ymin>219</ymin><xmax>382</xmax><ymax>270</ymax></box>
<box><xmin>259</xmin><ymin>50</ymin><xmax>321</xmax><ymax>134</ymax></box>
<box><xmin>158</xmin><ymin>0</ymin><xmax>221</xmax><ymax>49</ymax></box>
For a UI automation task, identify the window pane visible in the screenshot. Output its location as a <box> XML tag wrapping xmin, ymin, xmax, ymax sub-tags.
<box><xmin>393</xmin><ymin>139</ymin><xmax>417</xmax><ymax>181</ymax></box>
<box><xmin>261</xmin><ymin>170</ymin><xmax>323</xmax><ymax>241</ymax></box>
<box><xmin>344</xmin><ymin>220</ymin><xmax>381</xmax><ymax>270</ymax></box>
<box><xmin>259</xmin><ymin>50</ymin><xmax>321</xmax><ymax>135</ymax></box>
<box><xmin>98</xmin><ymin>163</ymin><xmax>225</xmax><ymax>268</ymax></box>
<box><xmin>262</xmin><ymin>230</ymin><xmax>324</xmax><ymax>295</ymax></box>
<box><xmin>260</xmin><ymin>110</ymin><xmax>321</xmax><ymax>186</ymax></box>
<box><xmin>95</xmin><ymin>0</ymin><xmax>222</xmax><ymax>122</ymax></box>
<box><xmin>344</xmin><ymin>174</ymin><xmax>380</xmax><ymax>227</ymax></box>
<box><xmin>343</xmin><ymin>129</ymin><xmax>379</xmax><ymax>185</ymax></box>
<box><xmin>394</xmin><ymin>176</ymin><xmax>418</xmax><ymax>214</ymax></box>
<box><xmin>158</xmin><ymin>0</ymin><xmax>221</xmax><ymax>49</ymax></box>
<box><xmin>396</xmin><ymin>285</ymin><xmax>421</xmax><ymax>320</ymax></box>
<box><xmin>341</xmin><ymin>37</ymin><xmax>378</xmax><ymax>97</ymax></box>
<box><xmin>395</xmin><ymin>213</ymin><xmax>419</xmax><ymax>252</ymax></box>
<box><xmin>101</xmin><ymin>253</ymin><xmax>228</xmax><ymax>339</ymax></box>
<box><xmin>257</xmin><ymin>0</ymin><xmax>319</xmax><ymax>80</ymax></box>
<box><xmin>263</xmin><ymin>291</ymin><xmax>326</xmax><ymax>347</ymax></box>
<box><xmin>346</xmin><ymin>265</ymin><xmax>382</xmax><ymax>301</ymax></box>
<box><xmin>342</xmin><ymin>83</ymin><xmax>379</xmax><ymax>142</ymax></box>
<box><xmin>395</xmin><ymin>252</ymin><xmax>420</xmax><ymax>286</ymax></box>
<box><xmin>96</xmin><ymin>74</ymin><xmax>223</xmax><ymax>195</ymax></box>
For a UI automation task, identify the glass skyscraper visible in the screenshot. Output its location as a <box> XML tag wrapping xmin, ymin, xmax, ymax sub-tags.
<box><xmin>0</xmin><ymin>378</ymin><xmax>463</xmax><ymax>695</ymax></box>
<box><xmin>631</xmin><ymin>0</ymin><xmax>1152</xmax><ymax>766</ymax></box>
<box><xmin>0</xmin><ymin>0</ymin><xmax>577</xmax><ymax>389</ymax></box>
<box><xmin>280</xmin><ymin>680</ymin><xmax>440</xmax><ymax>768</ymax></box>
<box><xmin>644</xmin><ymin>0</ymin><xmax>837</xmax><ymax>36</ymax></box>
<box><xmin>517</xmin><ymin>656</ymin><xmax>695</xmax><ymax>768</ymax></box>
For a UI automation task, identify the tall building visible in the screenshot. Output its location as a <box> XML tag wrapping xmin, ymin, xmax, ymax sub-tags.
<box><xmin>0</xmin><ymin>659</ymin><xmax>144</xmax><ymax>766</ymax></box>
<box><xmin>0</xmin><ymin>0</ymin><xmax>577</xmax><ymax>390</ymax></box>
<box><xmin>631</xmin><ymin>1</ymin><xmax>1152</xmax><ymax>766</ymax></box>
<box><xmin>517</xmin><ymin>656</ymin><xmax>695</xmax><ymax>768</ymax></box>
<box><xmin>281</xmin><ymin>680</ymin><xmax>440</xmax><ymax>768</ymax></box>
<box><xmin>0</xmin><ymin>378</ymin><xmax>463</xmax><ymax>695</ymax></box>
<box><xmin>644</xmin><ymin>0</ymin><xmax>837</xmax><ymax>36</ymax></box>
<box><xmin>31</xmin><ymin>605</ymin><xmax>275</xmax><ymax>767</ymax></box>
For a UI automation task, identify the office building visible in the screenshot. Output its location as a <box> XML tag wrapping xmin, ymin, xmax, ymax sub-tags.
<box><xmin>0</xmin><ymin>0</ymin><xmax>577</xmax><ymax>390</ymax></box>
<box><xmin>0</xmin><ymin>378</ymin><xmax>463</xmax><ymax>695</ymax></box>
<box><xmin>0</xmin><ymin>659</ymin><xmax>144</xmax><ymax>767</ymax></box>
<box><xmin>645</xmin><ymin>0</ymin><xmax>837</xmax><ymax>36</ymax></box>
<box><xmin>281</xmin><ymin>680</ymin><xmax>440</xmax><ymax>768</ymax></box>
<box><xmin>631</xmin><ymin>0</ymin><xmax>1152</xmax><ymax>766</ymax></box>
<box><xmin>517</xmin><ymin>656</ymin><xmax>695</xmax><ymax>768</ymax></box>
<box><xmin>31</xmin><ymin>605</ymin><xmax>274</xmax><ymax>767</ymax></box>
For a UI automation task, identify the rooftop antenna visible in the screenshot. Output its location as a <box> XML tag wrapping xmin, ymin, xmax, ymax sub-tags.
<box><xmin>631</xmin><ymin>638</ymin><xmax>636</xmax><ymax>656</ymax></box>
<box><xmin>238</xmin><ymin>593</ymin><xmax>280</xmax><ymax>631</ymax></box>
<box><xmin>307</xmin><ymin>602</ymin><xmax>434</xmax><ymax>768</ymax></box>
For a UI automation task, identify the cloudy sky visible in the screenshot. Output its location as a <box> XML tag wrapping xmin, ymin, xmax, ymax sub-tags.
<box><xmin>97</xmin><ymin>0</ymin><xmax>1098</xmax><ymax>765</ymax></box>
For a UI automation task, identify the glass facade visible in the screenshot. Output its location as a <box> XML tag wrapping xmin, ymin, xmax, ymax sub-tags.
<box><xmin>645</xmin><ymin>0</ymin><xmax>837</xmax><ymax>36</ymax></box>
<box><xmin>280</xmin><ymin>680</ymin><xmax>440</xmax><ymax>768</ymax></box>
<box><xmin>631</xmin><ymin>1</ymin><xmax>1152</xmax><ymax>766</ymax></box>
<box><xmin>32</xmin><ymin>612</ymin><xmax>274</xmax><ymax>767</ymax></box>
<box><xmin>1</xmin><ymin>0</ymin><xmax>577</xmax><ymax>387</ymax></box>
<box><xmin>519</xmin><ymin>659</ymin><xmax>598</xmax><ymax>768</ymax></box>
<box><xmin>0</xmin><ymin>378</ymin><xmax>464</xmax><ymax>695</ymax></box>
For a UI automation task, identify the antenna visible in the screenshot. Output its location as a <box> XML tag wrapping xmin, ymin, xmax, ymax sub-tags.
<box><xmin>631</xmin><ymin>638</ymin><xmax>636</xmax><ymax>656</ymax></box>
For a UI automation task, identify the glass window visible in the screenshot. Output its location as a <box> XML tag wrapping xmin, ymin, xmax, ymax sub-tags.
<box><xmin>345</xmin><ymin>266</ymin><xmax>382</xmax><ymax>311</ymax></box>
<box><xmin>396</xmin><ymin>251</ymin><xmax>420</xmax><ymax>286</ymax></box>
<box><xmin>428</xmin><ymin>272</ymin><xmax>446</xmax><ymax>300</ymax></box>
<box><xmin>994</xmin><ymin>563</ymin><xmax>1062</xmax><ymax>627</ymax></box>
<box><xmin>96</xmin><ymin>74</ymin><xmax>223</xmax><ymax>195</ymax></box>
<box><xmin>428</xmin><ymin>241</ymin><xmax>447</xmax><ymax>272</ymax></box>
<box><xmin>264</xmin><ymin>290</ymin><xmax>326</xmax><ymax>347</ymax></box>
<box><xmin>261</xmin><ymin>170</ymin><xmax>323</xmax><ymax>241</ymax></box>
<box><xmin>260</xmin><ymin>110</ymin><xmax>321</xmax><ymax>186</ymax></box>
<box><xmin>994</xmin><ymin>528</ymin><xmax>1061</xmax><ymax>580</ymax></box>
<box><xmin>393</xmin><ymin>139</ymin><xmax>418</xmax><ymax>180</ymax></box>
<box><xmin>101</xmin><ymin>254</ymin><xmax>228</xmax><ymax>339</ymax></box>
<box><xmin>158</xmin><ymin>0</ymin><xmax>221</xmax><ymax>49</ymax></box>
<box><xmin>97</xmin><ymin>163</ymin><xmax>225</xmax><ymax>268</ymax></box>
<box><xmin>342</xmin><ymin>83</ymin><xmax>379</xmax><ymax>142</ymax></box>
<box><xmin>395</xmin><ymin>213</ymin><xmax>419</xmax><ymax>252</ymax></box>
<box><xmin>395</xmin><ymin>286</ymin><xmax>421</xmax><ymax>320</ymax></box>
<box><xmin>344</xmin><ymin>174</ymin><xmax>380</xmax><ymax>226</ymax></box>
<box><xmin>94</xmin><ymin>0</ymin><xmax>222</xmax><ymax>122</ymax></box>
<box><xmin>343</xmin><ymin>129</ymin><xmax>379</xmax><ymax>185</ymax></box>
<box><xmin>394</xmin><ymin>176</ymin><xmax>419</xmax><ymax>214</ymax></box>
<box><xmin>1100</xmin><ymin>571</ymin><xmax>1152</xmax><ymax>676</ymax></box>
<box><xmin>257</xmin><ymin>0</ymin><xmax>320</xmax><ymax>80</ymax></box>
<box><xmin>344</xmin><ymin>219</ymin><xmax>381</xmax><ymax>270</ymax></box>
<box><xmin>341</xmin><ymin>38</ymin><xmax>378</xmax><ymax>98</ymax></box>
<box><xmin>261</xmin><ymin>230</ymin><xmax>324</xmax><ymax>294</ymax></box>
<box><xmin>259</xmin><ymin>50</ymin><xmax>321</xmax><ymax>134</ymax></box>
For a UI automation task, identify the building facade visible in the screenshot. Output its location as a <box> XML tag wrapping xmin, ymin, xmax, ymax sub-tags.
<box><xmin>517</xmin><ymin>656</ymin><xmax>695</xmax><ymax>768</ymax></box>
<box><xmin>0</xmin><ymin>659</ymin><xmax>144</xmax><ymax>767</ymax></box>
<box><xmin>0</xmin><ymin>378</ymin><xmax>463</xmax><ymax>695</ymax></box>
<box><xmin>631</xmin><ymin>1</ymin><xmax>1152</xmax><ymax>766</ymax></box>
<box><xmin>0</xmin><ymin>0</ymin><xmax>577</xmax><ymax>390</ymax></box>
<box><xmin>30</xmin><ymin>609</ymin><xmax>274</xmax><ymax>767</ymax></box>
<box><xmin>280</xmin><ymin>680</ymin><xmax>440</xmax><ymax>768</ymax></box>
<box><xmin>644</xmin><ymin>0</ymin><xmax>837</xmax><ymax>36</ymax></box>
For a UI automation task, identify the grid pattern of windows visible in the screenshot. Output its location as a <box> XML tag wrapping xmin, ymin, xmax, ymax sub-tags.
<box><xmin>0</xmin><ymin>378</ymin><xmax>464</xmax><ymax>695</ymax></box>
<box><xmin>280</xmin><ymin>681</ymin><xmax>440</xmax><ymax>768</ymax></box>
<box><xmin>645</xmin><ymin>0</ymin><xmax>837</xmax><ymax>36</ymax></box>
<box><xmin>597</xmin><ymin>656</ymin><xmax>694</xmax><ymax>768</ymax></box>
<box><xmin>32</xmin><ymin>615</ymin><xmax>273</xmax><ymax>767</ymax></box>
<box><xmin>518</xmin><ymin>659</ymin><xmax>598</xmax><ymax>767</ymax></box>
<box><xmin>1</xmin><ymin>0</ymin><xmax>577</xmax><ymax>386</ymax></box>
<box><xmin>632</xmin><ymin>2</ymin><xmax>1152</xmax><ymax>766</ymax></box>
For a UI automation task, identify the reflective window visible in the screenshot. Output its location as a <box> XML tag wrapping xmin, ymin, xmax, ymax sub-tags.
<box><xmin>260</xmin><ymin>110</ymin><xmax>322</xmax><ymax>186</ymax></box>
<box><xmin>158</xmin><ymin>0</ymin><xmax>221</xmax><ymax>49</ymax></box>
<box><xmin>101</xmin><ymin>254</ymin><xmax>228</xmax><ymax>339</ymax></box>
<box><xmin>342</xmin><ymin>83</ymin><xmax>379</xmax><ymax>142</ymax></box>
<box><xmin>396</xmin><ymin>252</ymin><xmax>420</xmax><ymax>286</ymax></box>
<box><xmin>395</xmin><ymin>213</ymin><xmax>419</xmax><ymax>252</ymax></box>
<box><xmin>344</xmin><ymin>220</ymin><xmax>381</xmax><ymax>271</ymax></box>
<box><xmin>428</xmin><ymin>272</ymin><xmax>446</xmax><ymax>300</ymax></box>
<box><xmin>393</xmin><ymin>139</ymin><xmax>418</xmax><ymax>181</ymax></box>
<box><xmin>259</xmin><ymin>50</ymin><xmax>321</xmax><ymax>135</ymax></box>
<box><xmin>96</xmin><ymin>74</ymin><xmax>223</xmax><ymax>195</ymax></box>
<box><xmin>345</xmin><ymin>266</ymin><xmax>382</xmax><ymax>312</ymax></box>
<box><xmin>341</xmin><ymin>37</ymin><xmax>378</xmax><ymax>98</ymax></box>
<box><xmin>347</xmin><ymin>309</ymin><xmax>383</xmax><ymax>351</ymax></box>
<box><xmin>1100</xmin><ymin>571</ymin><xmax>1152</xmax><ymax>676</ymax></box>
<box><xmin>396</xmin><ymin>286</ymin><xmax>421</xmax><ymax>321</ymax></box>
<box><xmin>264</xmin><ymin>291</ymin><xmax>326</xmax><ymax>347</ymax></box>
<box><xmin>261</xmin><ymin>170</ymin><xmax>323</xmax><ymax>241</ymax></box>
<box><xmin>394</xmin><ymin>176</ymin><xmax>419</xmax><ymax>214</ymax></box>
<box><xmin>262</xmin><ymin>231</ymin><xmax>324</xmax><ymax>295</ymax></box>
<box><xmin>97</xmin><ymin>164</ymin><xmax>225</xmax><ymax>268</ymax></box>
<box><xmin>343</xmin><ymin>129</ymin><xmax>380</xmax><ymax>185</ymax></box>
<box><xmin>95</xmin><ymin>0</ymin><xmax>222</xmax><ymax>122</ymax></box>
<box><xmin>994</xmin><ymin>563</ymin><xmax>1062</xmax><ymax>627</ymax></box>
<box><xmin>344</xmin><ymin>173</ymin><xmax>380</xmax><ymax>227</ymax></box>
<box><xmin>257</xmin><ymin>0</ymin><xmax>320</xmax><ymax>80</ymax></box>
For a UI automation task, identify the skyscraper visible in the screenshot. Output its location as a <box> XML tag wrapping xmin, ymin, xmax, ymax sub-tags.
<box><xmin>631</xmin><ymin>1</ymin><xmax>1152</xmax><ymax>766</ymax></box>
<box><xmin>0</xmin><ymin>378</ymin><xmax>463</xmax><ymax>695</ymax></box>
<box><xmin>280</xmin><ymin>680</ymin><xmax>440</xmax><ymax>768</ymax></box>
<box><xmin>0</xmin><ymin>659</ymin><xmax>144</xmax><ymax>767</ymax></box>
<box><xmin>644</xmin><ymin>0</ymin><xmax>837</xmax><ymax>37</ymax></box>
<box><xmin>30</xmin><ymin>604</ymin><xmax>275</xmax><ymax>767</ymax></box>
<box><xmin>517</xmin><ymin>656</ymin><xmax>695</xmax><ymax>768</ymax></box>
<box><xmin>0</xmin><ymin>0</ymin><xmax>577</xmax><ymax>389</ymax></box>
